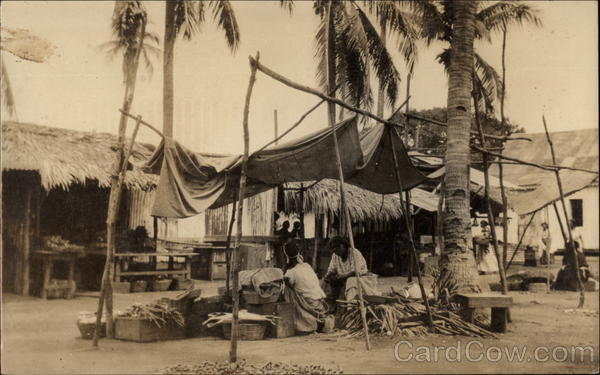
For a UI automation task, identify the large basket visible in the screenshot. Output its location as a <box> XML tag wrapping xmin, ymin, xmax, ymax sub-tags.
<box><xmin>222</xmin><ymin>323</ymin><xmax>266</xmax><ymax>340</ymax></box>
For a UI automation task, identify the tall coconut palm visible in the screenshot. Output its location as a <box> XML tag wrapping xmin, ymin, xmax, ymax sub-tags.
<box><xmin>436</xmin><ymin>0</ymin><xmax>481</xmax><ymax>296</ymax></box>
<box><xmin>412</xmin><ymin>0</ymin><xmax>541</xmax><ymax>113</ymax></box>
<box><xmin>94</xmin><ymin>0</ymin><xmax>158</xmax><ymax>344</ymax></box>
<box><xmin>163</xmin><ymin>0</ymin><xmax>240</xmax><ymax>137</ymax></box>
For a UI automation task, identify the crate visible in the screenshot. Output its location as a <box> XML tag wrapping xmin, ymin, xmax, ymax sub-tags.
<box><xmin>210</xmin><ymin>262</ymin><xmax>227</xmax><ymax>280</ymax></box>
<box><xmin>112</xmin><ymin>281</ymin><xmax>131</xmax><ymax>294</ymax></box>
<box><xmin>242</xmin><ymin>289</ymin><xmax>281</xmax><ymax>305</ymax></box>
<box><xmin>222</xmin><ymin>323</ymin><xmax>266</xmax><ymax>340</ymax></box>
<box><xmin>115</xmin><ymin>317</ymin><xmax>186</xmax><ymax>342</ymax></box>
<box><xmin>247</xmin><ymin>302</ymin><xmax>295</xmax><ymax>338</ymax></box>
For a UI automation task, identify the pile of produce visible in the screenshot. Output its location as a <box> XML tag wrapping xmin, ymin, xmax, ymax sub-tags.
<box><xmin>163</xmin><ymin>360</ymin><xmax>342</xmax><ymax>375</ymax></box>
<box><xmin>43</xmin><ymin>235</ymin><xmax>84</xmax><ymax>253</ymax></box>
<box><xmin>118</xmin><ymin>302</ymin><xmax>184</xmax><ymax>328</ymax></box>
<box><xmin>338</xmin><ymin>294</ymin><xmax>496</xmax><ymax>339</ymax></box>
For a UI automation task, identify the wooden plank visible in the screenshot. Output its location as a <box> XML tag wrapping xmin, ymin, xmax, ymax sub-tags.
<box><xmin>118</xmin><ymin>270</ymin><xmax>189</xmax><ymax>276</ymax></box>
<box><xmin>114</xmin><ymin>252</ymin><xmax>198</xmax><ymax>257</ymax></box>
<box><xmin>456</xmin><ymin>293</ymin><xmax>513</xmax><ymax>308</ymax></box>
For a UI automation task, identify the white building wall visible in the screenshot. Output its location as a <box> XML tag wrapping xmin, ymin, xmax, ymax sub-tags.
<box><xmin>545</xmin><ymin>186</ymin><xmax>598</xmax><ymax>251</ymax></box>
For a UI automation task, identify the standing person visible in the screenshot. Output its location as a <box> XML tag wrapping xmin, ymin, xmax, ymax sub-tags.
<box><xmin>323</xmin><ymin>237</ymin><xmax>378</xmax><ymax>309</ymax></box>
<box><xmin>540</xmin><ymin>222</ymin><xmax>552</xmax><ymax>264</ymax></box>
<box><xmin>282</xmin><ymin>240</ymin><xmax>329</xmax><ymax>334</ymax></box>
<box><xmin>569</xmin><ymin>219</ymin><xmax>585</xmax><ymax>251</ymax></box>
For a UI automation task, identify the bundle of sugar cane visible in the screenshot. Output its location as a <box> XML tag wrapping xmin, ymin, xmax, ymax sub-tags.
<box><xmin>118</xmin><ymin>302</ymin><xmax>185</xmax><ymax>328</ymax></box>
<box><xmin>339</xmin><ymin>299</ymin><xmax>496</xmax><ymax>339</ymax></box>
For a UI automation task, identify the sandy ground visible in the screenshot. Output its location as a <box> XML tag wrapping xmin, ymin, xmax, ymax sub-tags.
<box><xmin>2</xmin><ymin>259</ymin><xmax>599</xmax><ymax>374</ymax></box>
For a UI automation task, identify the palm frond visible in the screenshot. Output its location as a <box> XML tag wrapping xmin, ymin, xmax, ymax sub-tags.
<box><xmin>314</xmin><ymin>14</ymin><xmax>329</xmax><ymax>94</ymax></box>
<box><xmin>362</xmin><ymin>0</ymin><xmax>419</xmax><ymax>67</ymax></box>
<box><xmin>279</xmin><ymin>0</ymin><xmax>295</xmax><ymax>14</ymax></box>
<box><xmin>173</xmin><ymin>0</ymin><xmax>201</xmax><ymax>40</ymax></box>
<box><xmin>208</xmin><ymin>0</ymin><xmax>240</xmax><ymax>52</ymax></box>
<box><xmin>474</xmin><ymin>52</ymin><xmax>502</xmax><ymax>113</ymax></box>
<box><xmin>477</xmin><ymin>1</ymin><xmax>542</xmax><ymax>32</ymax></box>
<box><xmin>347</xmin><ymin>4</ymin><xmax>401</xmax><ymax>107</ymax></box>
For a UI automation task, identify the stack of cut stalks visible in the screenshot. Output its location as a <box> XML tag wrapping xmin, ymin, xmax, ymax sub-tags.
<box><xmin>338</xmin><ymin>294</ymin><xmax>496</xmax><ymax>339</ymax></box>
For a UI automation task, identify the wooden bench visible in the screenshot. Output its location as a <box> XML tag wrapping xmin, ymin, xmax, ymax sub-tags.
<box><xmin>455</xmin><ymin>293</ymin><xmax>513</xmax><ymax>333</ymax></box>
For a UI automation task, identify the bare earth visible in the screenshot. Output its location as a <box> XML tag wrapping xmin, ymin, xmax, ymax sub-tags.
<box><xmin>2</xmin><ymin>259</ymin><xmax>598</xmax><ymax>374</ymax></box>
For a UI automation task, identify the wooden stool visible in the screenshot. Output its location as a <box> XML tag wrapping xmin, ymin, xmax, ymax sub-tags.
<box><xmin>456</xmin><ymin>293</ymin><xmax>513</xmax><ymax>333</ymax></box>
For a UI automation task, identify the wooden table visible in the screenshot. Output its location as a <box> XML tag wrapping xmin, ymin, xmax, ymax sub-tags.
<box><xmin>32</xmin><ymin>250</ymin><xmax>84</xmax><ymax>299</ymax></box>
<box><xmin>114</xmin><ymin>252</ymin><xmax>199</xmax><ymax>282</ymax></box>
<box><xmin>456</xmin><ymin>292</ymin><xmax>513</xmax><ymax>333</ymax></box>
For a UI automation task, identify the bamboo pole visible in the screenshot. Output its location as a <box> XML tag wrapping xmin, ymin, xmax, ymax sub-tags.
<box><xmin>552</xmin><ymin>202</ymin><xmax>567</xmax><ymax>243</ymax></box>
<box><xmin>542</xmin><ymin>116</ymin><xmax>584</xmax><ymax>308</ymax></box>
<box><xmin>230</xmin><ymin>53</ymin><xmax>259</xmax><ymax>363</ymax></box>
<box><xmin>93</xmin><ymin>115</ymin><xmax>142</xmax><ymax>346</ymax></box>
<box><xmin>505</xmin><ymin>211</ymin><xmax>536</xmax><ymax>271</ymax></box>
<box><xmin>388</xmin><ymin>128</ymin><xmax>435</xmax><ymax>331</ymax></box>
<box><xmin>472</xmin><ymin>145</ymin><xmax>598</xmax><ymax>175</ymax></box>
<box><xmin>324</xmin><ymin>0</ymin><xmax>370</xmax><ymax>351</ymax></box>
<box><xmin>473</xmin><ymin>91</ymin><xmax>508</xmax><ymax>295</ymax></box>
<box><xmin>248</xmin><ymin>57</ymin><xmax>527</xmax><ymax>143</ymax></box>
<box><xmin>225</xmin><ymin>199</ymin><xmax>237</xmax><ymax>296</ymax></box>
<box><xmin>499</xmin><ymin>23</ymin><xmax>510</xmax><ymax>271</ymax></box>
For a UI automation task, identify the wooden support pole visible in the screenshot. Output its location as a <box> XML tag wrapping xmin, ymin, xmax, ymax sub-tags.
<box><xmin>225</xmin><ymin>199</ymin><xmax>237</xmax><ymax>296</ymax></box>
<box><xmin>473</xmin><ymin>96</ymin><xmax>508</xmax><ymax>295</ymax></box>
<box><xmin>230</xmin><ymin>52</ymin><xmax>259</xmax><ymax>363</ymax></box>
<box><xmin>249</xmin><ymin>57</ymin><xmax>525</xmax><ymax>143</ymax></box>
<box><xmin>323</xmin><ymin>0</ymin><xmax>370</xmax><ymax>351</ymax></box>
<box><xmin>388</xmin><ymin>128</ymin><xmax>435</xmax><ymax>331</ymax></box>
<box><xmin>93</xmin><ymin>116</ymin><xmax>142</xmax><ymax>346</ymax></box>
<box><xmin>505</xmin><ymin>211</ymin><xmax>536</xmax><ymax>270</ymax></box>
<box><xmin>22</xmin><ymin>188</ymin><xmax>32</xmax><ymax>296</ymax></box>
<box><xmin>552</xmin><ymin>202</ymin><xmax>567</xmax><ymax>243</ymax></box>
<box><xmin>499</xmin><ymin>163</ymin><xmax>509</xmax><ymax>270</ymax></box>
<box><xmin>542</xmin><ymin>116</ymin><xmax>584</xmax><ymax>308</ymax></box>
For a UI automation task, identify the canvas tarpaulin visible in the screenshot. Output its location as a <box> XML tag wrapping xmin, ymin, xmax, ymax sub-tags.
<box><xmin>146</xmin><ymin>116</ymin><xmax>427</xmax><ymax>218</ymax></box>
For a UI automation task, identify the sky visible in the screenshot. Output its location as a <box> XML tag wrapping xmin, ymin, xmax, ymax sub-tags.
<box><xmin>1</xmin><ymin>1</ymin><xmax>598</xmax><ymax>154</ymax></box>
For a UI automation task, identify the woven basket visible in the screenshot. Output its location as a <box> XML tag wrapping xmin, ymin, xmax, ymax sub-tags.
<box><xmin>77</xmin><ymin>321</ymin><xmax>106</xmax><ymax>340</ymax></box>
<box><xmin>528</xmin><ymin>282</ymin><xmax>548</xmax><ymax>293</ymax></box>
<box><xmin>222</xmin><ymin>323</ymin><xmax>266</xmax><ymax>340</ymax></box>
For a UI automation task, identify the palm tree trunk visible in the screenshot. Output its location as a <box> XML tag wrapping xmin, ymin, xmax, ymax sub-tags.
<box><xmin>439</xmin><ymin>0</ymin><xmax>480</xmax><ymax>295</ymax></box>
<box><xmin>93</xmin><ymin>18</ymin><xmax>147</xmax><ymax>346</ymax></box>
<box><xmin>163</xmin><ymin>0</ymin><xmax>176</xmax><ymax>137</ymax></box>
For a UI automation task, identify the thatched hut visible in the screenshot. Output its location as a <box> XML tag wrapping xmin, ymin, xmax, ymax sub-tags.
<box><xmin>2</xmin><ymin>121</ymin><xmax>157</xmax><ymax>295</ymax></box>
<box><xmin>282</xmin><ymin>179</ymin><xmax>439</xmax><ymax>276</ymax></box>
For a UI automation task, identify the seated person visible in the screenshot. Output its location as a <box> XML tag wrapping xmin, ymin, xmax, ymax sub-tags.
<box><xmin>282</xmin><ymin>240</ymin><xmax>328</xmax><ymax>334</ymax></box>
<box><xmin>553</xmin><ymin>242</ymin><xmax>591</xmax><ymax>291</ymax></box>
<box><xmin>323</xmin><ymin>237</ymin><xmax>379</xmax><ymax>306</ymax></box>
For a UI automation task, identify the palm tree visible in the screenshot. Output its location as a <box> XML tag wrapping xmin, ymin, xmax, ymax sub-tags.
<box><xmin>94</xmin><ymin>0</ymin><xmax>158</xmax><ymax>344</ymax></box>
<box><xmin>436</xmin><ymin>0</ymin><xmax>481</xmax><ymax>296</ymax></box>
<box><xmin>163</xmin><ymin>0</ymin><xmax>240</xmax><ymax>137</ymax></box>
<box><xmin>412</xmin><ymin>0</ymin><xmax>541</xmax><ymax>113</ymax></box>
<box><xmin>281</xmin><ymin>0</ymin><xmax>417</xmax><ymax>115</ymax></box>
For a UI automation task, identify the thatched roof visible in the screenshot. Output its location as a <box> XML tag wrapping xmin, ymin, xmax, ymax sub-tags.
<box><xmin>2</xmin><ymin>121</ymin><xmax>157</xmax><ymax>190</ymax></box>
<box><xmin>283</xmin><ymin>179</ymin><xmax>438</xmax><ymax>223</ymax></box>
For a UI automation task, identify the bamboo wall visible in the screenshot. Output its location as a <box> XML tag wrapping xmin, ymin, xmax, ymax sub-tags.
<box><xmin>205</xmin><ymin>189</ymin><xmax>276</xmax><ymax>237</ymax></box>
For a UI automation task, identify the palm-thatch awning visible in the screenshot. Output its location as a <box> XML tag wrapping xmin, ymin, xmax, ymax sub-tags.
<box><xmin>2</xmin><ymin>121</ymin><xmax>157</xmax><ymax>191</ymax></box>
<box><xmin>283</xmin><ymin>179</ymin><xmax>438</xmax><ymax>223</ymax></box>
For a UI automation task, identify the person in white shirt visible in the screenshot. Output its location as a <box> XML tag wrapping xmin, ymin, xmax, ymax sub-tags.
<box><xmin>323</xmin><ymin>237</ymin><xmax>379</xmax><ymax>306</ymax></box>
<box><xmin>282</xmin><ymin>240</ymin><xmax>328</xmax><ymax>333</ymax></box>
